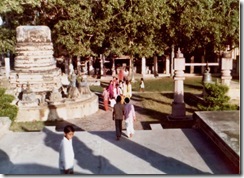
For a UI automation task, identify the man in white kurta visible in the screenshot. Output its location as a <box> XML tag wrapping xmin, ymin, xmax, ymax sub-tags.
<box><xmin>124</xmin><ymin>97</ymin><xmax>136</xmax><ymax>138</ymax></box>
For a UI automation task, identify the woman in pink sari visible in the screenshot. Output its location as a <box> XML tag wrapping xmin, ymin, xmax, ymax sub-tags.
<box><xmin>108</xmin><ymin>80</ymin><xmax>114</xmax><ymax>99</ymax></box>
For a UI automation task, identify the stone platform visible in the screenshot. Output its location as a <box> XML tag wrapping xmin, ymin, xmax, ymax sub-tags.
<box><xmin>193</xmin><ymin>111</ymin><xmax>240</xmax><ymax>173</ymax></box>
<box><xmin>15</xmin><ymin>93</ymin><xmax>98</xmax><ymax>122</ymax></box>
<box><xmin>0</xmin><ymin>126</ymin><xmax>238</xmax><ymax>174</ymax></box>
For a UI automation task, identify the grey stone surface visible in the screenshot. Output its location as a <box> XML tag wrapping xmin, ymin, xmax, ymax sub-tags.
<box><xmin>194</xmin><ymin>111</ymin><xmax>240</xmax><ymax>156</ymax></box>
<box><xmin>0</xmin><ymin>126</ymin><xmax>236</xmax><ymax>174</ymax></box>
<box><xmin>0</xmin><ymin>117</ymin><xmax>11</xmax><ymax>138</ymax></box>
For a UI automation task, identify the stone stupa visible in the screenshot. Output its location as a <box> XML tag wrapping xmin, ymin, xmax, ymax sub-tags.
<box><xmin>8</xmin><ymin>25</ymin><xmax>99</xmax><ymax>122</ymax></box>
<box><xmin>9</xmin><ymin>26</ymin><xmax>61</xmax><ymax>94</ymax></box>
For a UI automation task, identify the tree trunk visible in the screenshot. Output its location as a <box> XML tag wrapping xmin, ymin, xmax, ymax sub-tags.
<box><xmin>153</xmin><ymin>55</ymin><xmax>158</xmax><ymax>77</ymax></box>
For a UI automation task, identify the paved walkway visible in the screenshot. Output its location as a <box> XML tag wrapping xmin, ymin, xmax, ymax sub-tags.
<box><xmin>0</xmin><ymin>125</ymin><xmax>236</xmax><ymax>175</ymax></box>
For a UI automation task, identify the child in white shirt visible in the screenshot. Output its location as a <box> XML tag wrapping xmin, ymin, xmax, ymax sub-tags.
<box><xmin>109</xmin><ymin>97</ymin><xmax>116</xmax><ymax>108</ymax></box>
<box><xmin>59</xmin><ymin>125</ymin><xmax>75</xmax><ymax>174</ymax></box>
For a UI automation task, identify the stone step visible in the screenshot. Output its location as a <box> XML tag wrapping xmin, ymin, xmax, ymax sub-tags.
<box><xmin>150</xmin><ymin>123</ymin><xmax>163</xmax><ymax>130</ymax></box>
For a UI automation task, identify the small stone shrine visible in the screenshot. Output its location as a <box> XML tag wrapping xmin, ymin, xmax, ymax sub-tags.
<box><xmin>17</xmin><ymin>82</ymin><xmax>39</xmax><ymax>106</ymax></box>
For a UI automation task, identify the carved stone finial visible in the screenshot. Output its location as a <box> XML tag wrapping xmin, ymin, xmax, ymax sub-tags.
<box><xmin>176</xmin><ymin>48</ymin><xmax>184</xmax><ymax>58</ymax></box>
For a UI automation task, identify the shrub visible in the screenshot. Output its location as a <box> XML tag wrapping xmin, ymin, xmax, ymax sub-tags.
<box><xmin>0</xmin><ymin>88</ymin><xmax>6</xmax><ymax>97</ymax></box>
<box><xmin>198</xmin><ymin>83</ymin><xmax>239</xmax><ymax>111</ymax></box>
<box><xmin>0</xmin><ymin>88</ymin><xmax>18</xmax><ymax>121</ymax></box>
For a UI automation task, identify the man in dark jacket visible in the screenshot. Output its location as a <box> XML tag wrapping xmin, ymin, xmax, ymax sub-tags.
<box><xmin>112</xmin><ymin>95</ymin><xmax>124</xmax><ymax>140</ymax></box>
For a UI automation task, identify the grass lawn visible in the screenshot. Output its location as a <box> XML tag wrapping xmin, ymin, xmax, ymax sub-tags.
<box><xmin>10</xmin><ymin>121</ymin><xmax>45</xmax><ymax>132</ymax></box>
<box><xmin>91</xmin><ymin>76</ymin><xmax>204</xmax><ymax>94</ymax></box>
<box><xmin>133</xmin><ymin>92</ymin><xmax>198</xmax><ymax>119</ymax></box>
<box><xmin>132</xmin><ymin>76</ymin><xmax>204</xmax><ymax>93</ymax></box>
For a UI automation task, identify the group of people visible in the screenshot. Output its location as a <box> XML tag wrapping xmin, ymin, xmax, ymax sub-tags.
<box><xmin>59</xmin><ymin>75</ymin><xmax>144</xmax><ymax>174</ymax></box>
<box><xmin>102</xmin><ymin>76</ymin><xmax>132</xmax><ymax>111</ymax></box>
<box><xmin>113</xmin><ymin>95</ymin><xmax>136</xmax><ymax>141</ymax></box>
<box><xmin>101</xmin><ymin>76</ymin><xmax>136</xmax><ymax>141</ymax></box>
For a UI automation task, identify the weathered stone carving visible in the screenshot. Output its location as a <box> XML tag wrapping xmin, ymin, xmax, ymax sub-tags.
<box><xmin>10</xmin><ymin>26</ymin><xmax>99</xmax><ymax>122</ymax></box>
<box><xmin>17</xmin><ymin>83</ymin><xmax>39</xmax><ymax>106</ymax></box>
<box><xmin>68</xmin><ymin>86</ymin><xmax>81</xmax><ymax>99</ymax></box>
<box><xmin>16</xmin><ymin>26</ymin><xmax>51</xmax><ymax>43</ymax></box>
<box><xmin>49</xmin><ymin>85</ymin><xmax>63</xmax><ymax>102</ymax></box>
<box><xmin>9</xmin><ymin>26</ymin><xmax>61</xmax><ymax>93</ymax></box>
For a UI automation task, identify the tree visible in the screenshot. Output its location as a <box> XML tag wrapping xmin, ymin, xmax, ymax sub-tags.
<box><xmin>96</xmin><ymin>0</ymin><xmax>171</xmax><ymax>58</ymax></box>
<box><xmin>165</xmin><ymin>0</ymin><xmax>239</xmax><ymax>55</ymax></box>
<box><xmin>0</xmin><ymin>0</ymin><xmax>41</xmax><ymax>53</ymax></box>
<box><xmin>0</xmin><ymin>0</ymin><xmax>239</xmax><ymax>61</ymax></box>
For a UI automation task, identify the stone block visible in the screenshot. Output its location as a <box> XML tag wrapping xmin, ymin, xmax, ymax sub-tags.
<box><xmin>221</xmin><ymin>58</ymin><xmax>233</xmax><ymax>70</ymax></box>
<box><xmin>0</xmin><ymin>117</ymin><xmax>12</xmax><ymax>138</ymax></box>
<box><xmin>16</xmin><ymin>26</ymin><xmax>51</xmax><ymax>43</ymax></box>
<box><xmin>15</xmin><ymin>94</ymin><xmax>99</xmax><ymax>122</ymax></box>
<box><xmin>174</xmin><ymin>57</ymin><xmax>185</xmax><ymax>71</ymax></box>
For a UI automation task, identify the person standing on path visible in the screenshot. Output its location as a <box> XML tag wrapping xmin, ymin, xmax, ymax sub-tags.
<box><xmin>108</xmin><ymin>80</ymin><xmax>114</xmax><ymax>99</ymax></box>
<box><xmin>139</xmin><ymin>78</ymin><xmax>145</xmax><ymax>92</ymax></box>
<box><xmin>59</xmin><ymin>125</ymin><xmax>75</xmax><ymax>174</ymax></box>
<box><xmin>112</xmin><ymin>95</ymin><xmax>124</xmax><ymax>140</ymax></box>
<box><xmin>126</xmin><ymin>80</ymin><xmax>132</xmax><ymax>98</ymax></box>
<box><xmin>102</xmin><ymin>86</ymin><xmax>110</xmax><ymax>111</ymax></box>
<box><xmin>118</xmin><ymin>67</ymin><xmax>124</xmax><ymax>81</ymax></box>
<box><xmin>109</xmin><ymin>96</ymin><xmax>116</xmax><ymax>108</ymax></box>
<box><xmin>124</xmin><ymin>97</ymin><xmax>136</xmax><ymax>138</ymax></box>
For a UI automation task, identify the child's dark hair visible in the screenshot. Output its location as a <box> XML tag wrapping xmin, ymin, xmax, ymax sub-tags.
<box><xmin>124</xmin><ymin>97</ymin><xmax>130</xmax><ymax>103</ymax></box>
<box><xmin>64</xmin><ymin>125</ymin><xmax>75</xmax><ymax>134</ymax></box>
<box><xmin>116</xmin><ymin>95</ymin><xmax>121</xmax><ymax>103</ymax></box>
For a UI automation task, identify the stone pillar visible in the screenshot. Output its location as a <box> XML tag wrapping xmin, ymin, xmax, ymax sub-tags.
<box><xmin>170</xmin><ymin>49</ymin><xmax>186</xmax><ymax>119</ymax></box>
<box><xmin>112</xmin><ymin>58</ymin><xmax>116</xmax><ymax>76</ymax></box>
<box><xmin>4</xmin><ymin>57</ymin><xmax>10</xmax><ymax>78</ymax></box>
<box><xmin>153</xmin><ymin>55</ymin><xmax>158</xmax><ymax>76</ymax></box>
<box><xmin>221</xmin><ymin>51</ymin><xmax>233</xmax><ymax>87</ymax></box>
<box><xmin>129</xmin><ymin>57</ymin><xmax>132</xmax><ymax>77</ymax></box>
<box><xmin>100</xmin><ymin>54</ymin><xmax>104</xmax><ymax>76</ymax></box>
<box><xmin>166</xmin><ymin>55</ymin><xmax>170</xmax><ymax>74</ymax></box>
<box><xmin>236</xmin><ymin>55</ymin><xmax>239</xmax><ymax>76</ymax></box>
<box><xmin>141</xmin><ymin>56</ymin><xmax>146</xmax><ymax>77</ymax></box>
<box><xmin>68</xmin><ymin>59</ymin><xmax>74</xmax><ymax>75</ymax></box>
<box><xmin>190</xmin><ymin>56</ymin><xmax>194</xmax><ymax>74</ymax></box>
<box><xmin>88</xmin><ymin>56</ymin><xmax>93</xmax><ymax>76</ymax></box>
<box><xmin>131</xmin><ymin>57</ymin><xmax>135</xmax><ymax>82</ymax></box>
<box><xmin>170</xmin><ymin>45</ymin><xmax>174</xmax><ymax>77</ymax></box>
<box><xmin>77</xmin><ymin>56</ymin><xmax>81</xmax><ymax>74</ymax></box>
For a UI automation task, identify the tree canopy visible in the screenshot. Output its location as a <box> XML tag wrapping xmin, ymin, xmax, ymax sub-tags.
<box><xmin>0</xmin><ymin>0</ymin><xmax>239</xmax><ymax>58</ymax></box>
